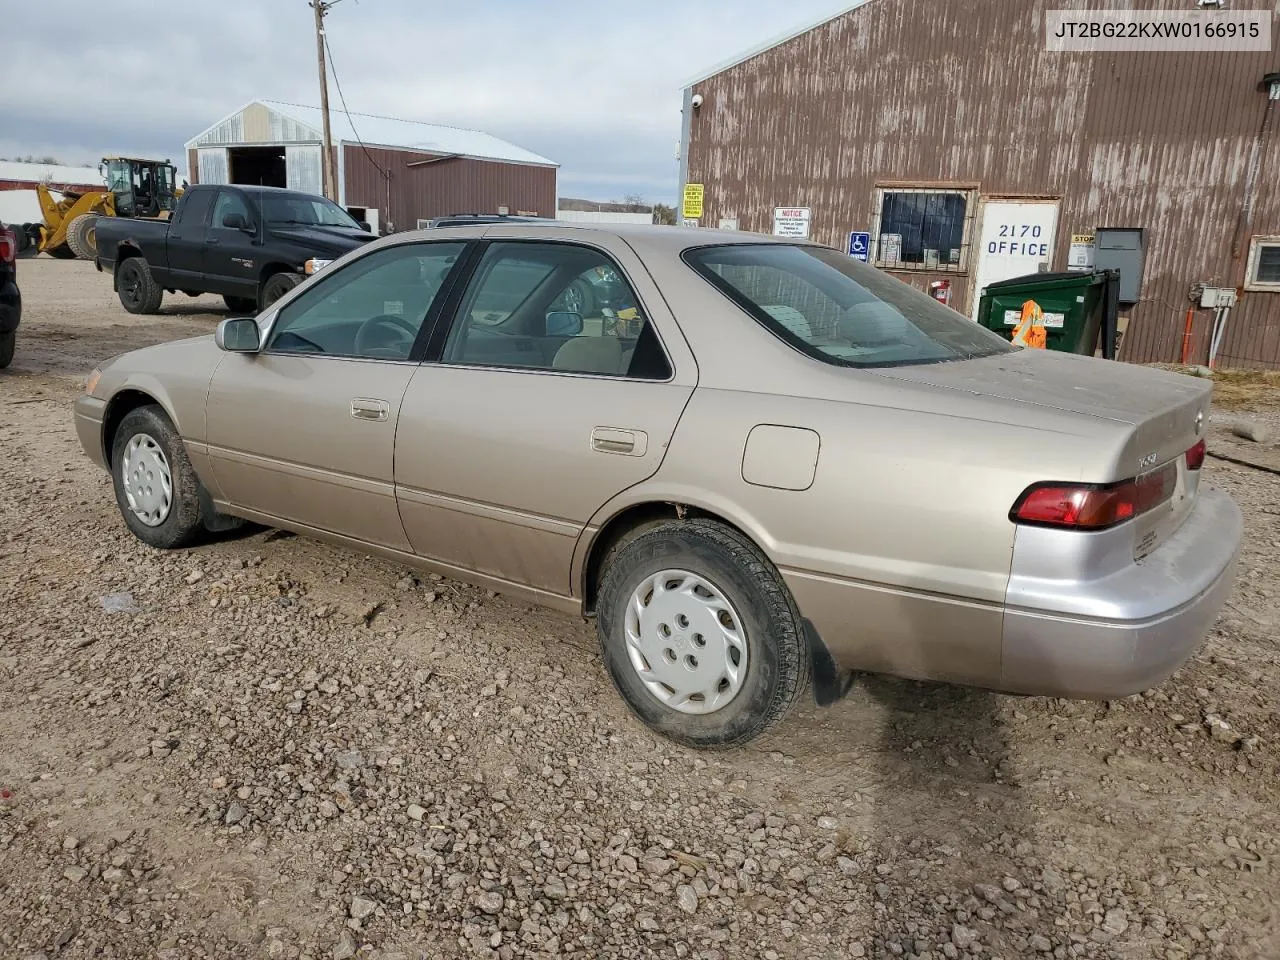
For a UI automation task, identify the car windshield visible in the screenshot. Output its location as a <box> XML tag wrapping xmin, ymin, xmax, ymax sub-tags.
<box><xmin>263</xmin><ymin>194</ymin><xmax>361</xmax><ymax>229</ymax></box>
<box><xmin>684</xmin><ymin>243</ymin><xmax>1014</xmax><ymax>368</ymax></box>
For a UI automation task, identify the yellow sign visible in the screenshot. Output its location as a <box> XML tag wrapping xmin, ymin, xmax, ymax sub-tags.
<box><xmin>682</xmin><ymin>183</ymin><xmax>705</xmax><ymax>219</ymax></box>
<box><xmin>1072</xmin><ymin>233</ymin><xmax>1095</xmax><ymax>244</ymax></box>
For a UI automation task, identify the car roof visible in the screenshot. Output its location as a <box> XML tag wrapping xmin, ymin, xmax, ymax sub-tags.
<box><xmin>397</xmin><ymin>221</ymin><xmax>804</xmax><ymax>256</ymax></box>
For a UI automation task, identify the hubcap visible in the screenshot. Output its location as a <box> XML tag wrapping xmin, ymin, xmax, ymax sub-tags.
<box><xmin>623</xmin><ymin>569</ymin><xmax>749</xmax><ymax>715</ymax></box>
<box><xmin>121</xmin><ymin>433</ymin><xmax>172</xmax><ymax>526</ymax></box>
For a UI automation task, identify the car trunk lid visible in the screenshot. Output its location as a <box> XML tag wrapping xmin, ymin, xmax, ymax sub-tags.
<box><xmin>870</xmin><ymin>350</ymin><xmax>1211</xmax><ymax>557</ymax></box>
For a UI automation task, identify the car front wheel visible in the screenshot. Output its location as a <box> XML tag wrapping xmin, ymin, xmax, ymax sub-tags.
<box><xmin>596</xmin><ymin>519</ymin><xmax>810</xmax><ymax>748</ymax></box>
<box><xmin>110</xmin><ymin>405</ymin><xmax>207</xmax><ymax>549</ymax></box>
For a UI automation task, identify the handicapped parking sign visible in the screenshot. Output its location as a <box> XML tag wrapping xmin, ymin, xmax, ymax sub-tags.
<box><xmin>848</xmin><ymin>231</ymin><xmax>870</xmax><ymax>262</ymax></box>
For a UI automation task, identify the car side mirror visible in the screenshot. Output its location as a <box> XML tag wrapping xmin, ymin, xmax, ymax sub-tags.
<box><xmin>222</xmin><ymin>212</ymin><xmax>253</xmax><ymax>233</ymax></box>
<box><xmin>546</xmin><ymin>311</ymin><xmax>583</xmax><ymax>337</ymax></box>
<box><xmin>215</xmin><ymin>317</ymin><xmax>261</xmax><ymax>353</ymax></box>
<box><xmin>359</xmin><ymin>220</ymin><xmax>372</xmax><ymax>233</ymax></box>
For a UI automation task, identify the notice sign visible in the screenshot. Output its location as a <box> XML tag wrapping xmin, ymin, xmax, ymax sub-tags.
<box><xmin>773</xmin><ymin>207</ymin><xmax>811</xmax><ymax>239</ymax></box>
<box><xmin>1068</xmin><ymin>233</ymin><xmax>1096</xmax><ymax>272</ymax></box>
<box><xmin>718</xmin><ymin>218</ymin><xmax>739</xmax><ymax>231</ymax></box>
<box><xmin>682</xmin><ymin>183</ymin><xmax>704</xmax><ymax>220</ymax></box>
<box><xmin>879</xmin><ymin>233</ymin><xmax>903</xmax><ymax>264</ymax></box>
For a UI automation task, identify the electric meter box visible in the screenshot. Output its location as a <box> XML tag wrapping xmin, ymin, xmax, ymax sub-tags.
<box><xmin>1093</xmin><ymin>228</ymin><xmax>1144</xmax><ymax>303</ymax></box>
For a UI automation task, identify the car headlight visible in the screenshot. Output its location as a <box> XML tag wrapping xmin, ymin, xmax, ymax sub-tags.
<box><xmin>85</xmin><ymin>367</ymin><xmax>102</xmax><ymax>395</ymax></box>
<box><xmin>304</xmin><ymin>258</ymin><xmax>333</xmax><ymax>276</ymax></box>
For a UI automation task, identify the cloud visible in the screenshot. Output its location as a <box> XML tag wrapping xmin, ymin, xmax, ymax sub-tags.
<box><xmin>2</xmin><ymin>0</ymin><xmax>852</xmax><ymax>202</ymax></box>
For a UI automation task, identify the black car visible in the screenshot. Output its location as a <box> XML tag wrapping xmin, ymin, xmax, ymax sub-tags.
<box><xmin>0</xmin><ymin>221</ymin><xmax>21</xmax><ymax>369</ymax></box>
<box><xmin>94</xmin><ymin>184</ymin><xmax>376</xmax><ymax>315</ymax></box>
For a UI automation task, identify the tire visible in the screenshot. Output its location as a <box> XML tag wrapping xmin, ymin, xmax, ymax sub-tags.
<box><xmin>65</xmin><ymin>214</ymin><xmax>98</xmax><ymax>260</ymax></box>
<box><xmin>596</xmin><ymin>518</ymin><xmax>810</xmax><ymax>749</ymax></box>
<box><xmin>109</xmin><ymin>405</ymin><xmax>206</xmax><ymax>549</ymax></box>
<box><xmin>48</xmin><ymin>243</ymin><xmax>77</xmax><ymax>260</ymax></box>
<box><xmin>224</xmin><ymin>295</ymin><xmax>257</xmax><ymax>314</ymax></box>
<box><xmin>0</xmin><ymin>331</ymin><xmax>14</xmax><ymax>369</ymax></box>
<box><xmin>260</xmin><ymin>272</ymin><xmax>302</xmax><ymax>310</ymax></box>
<box><xmin>117</xmin><ymin>257</ymin><xmax>164</xmax><ymax>314</ymax></box>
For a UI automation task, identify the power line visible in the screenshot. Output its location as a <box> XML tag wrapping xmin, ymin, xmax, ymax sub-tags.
<box><xmin>322</xmin><ymin>30</ymin><xmax>390</xmax><ymax>183</ymax></box>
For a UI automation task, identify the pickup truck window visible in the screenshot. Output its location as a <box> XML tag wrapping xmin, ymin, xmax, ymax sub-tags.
<box><xmin>212</xmin><ymin>191</ymin><xmax>253</xmax><ymax>230</ymax></box>
<box><xmin>263</xmin><ymin>194</ymin><xmax>360</xmax><ymax>229</ymax></box>
<box><xmin>266</xmin><ymin>242</ymin><xmax>466</xmax><ymax>361</ymax></box>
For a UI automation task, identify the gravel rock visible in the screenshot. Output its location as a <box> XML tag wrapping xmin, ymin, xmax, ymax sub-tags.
<box><xmin>1029</xmin><ymin>933</ymin><xmax>1053</xmax><ymax>952</ymax></box>
<box><xmin>1230</xmin><ymin>419</ymin><xmax>1273</xmax><ymax>443</ymax></box>
<box><xmin>476</xmin><ymin>892</ymin><xmax>504</xmax><ymax>915</ymax></box>
<box><xmin>676</xmin><ymin>884</ymin><xmax>699</xmax><ymax>915</ymax></box>
<box><xmin>332</xmin><ymin>930</ymin><xmax>358</xmax><ymax>960</ymax></box>
<box><xmin>349</xmin><ymin>896</ymin><xmax>377</xmax><ymax>920</ymax></box>
<box><xmin>951</xmin><ymin>924</ymin><xmax>979</xmax><ymax>949</ymax></box>
<box><xmin>224</xmin><ymin>802</ymin><xmax>247</xmax><ymax>826</ymax></box>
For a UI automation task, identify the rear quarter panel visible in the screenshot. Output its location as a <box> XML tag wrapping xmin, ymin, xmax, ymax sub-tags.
<box><xmin>587</xmin><ymin>377</ymin><xmax>1130</xmax><ymax>686</ymax></box>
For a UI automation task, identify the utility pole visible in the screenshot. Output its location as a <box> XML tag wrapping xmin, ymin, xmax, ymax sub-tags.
<box><xmin>311</xmin><ymin>0</ymin><xmax>338</xmax><ymax>201</ymax></box>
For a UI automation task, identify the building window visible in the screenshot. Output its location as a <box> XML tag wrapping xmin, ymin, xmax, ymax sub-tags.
<box><xmin>872</xmin><ymin>188</ymin><xmax>974</xmax><ymax>272</ymax></box>
<box><xmin>1245</xmin><ymin>236</ymin><xmax>1280</xmax><ymax>292</ymax></box>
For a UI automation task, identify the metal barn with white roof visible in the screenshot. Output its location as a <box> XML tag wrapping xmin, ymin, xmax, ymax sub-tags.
<box><xmin>184</xmin><ymin>99</ymin><xmax>558</xmax><ymax>234</ymax></box>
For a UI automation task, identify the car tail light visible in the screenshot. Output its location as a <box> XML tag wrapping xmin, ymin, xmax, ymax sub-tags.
<box><xmin>0</xmin><ymin>227</ymin><xmax>14</xmax><ymax>264</ymax></box>
<box><xmin>1011</xmin><ymin>461</ymin><xmax>1177</xmax><ymax>530</ymax></box>
<box><xmin>1185</xmin><ymin>438</ymin><xmax>1206</xmax><ymax>471</ymax></box>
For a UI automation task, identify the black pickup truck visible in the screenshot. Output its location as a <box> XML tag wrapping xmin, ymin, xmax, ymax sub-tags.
<box><xmin>95</xmin><ymin>184</ymin><xmax>375</xmax><ymax>315</ymax></box>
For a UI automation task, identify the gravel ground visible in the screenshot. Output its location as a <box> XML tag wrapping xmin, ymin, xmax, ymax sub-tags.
<box><xmin>2</xmin><ymin>258</ymin><xmax>1278</xmax><ymax>960</ymax></box>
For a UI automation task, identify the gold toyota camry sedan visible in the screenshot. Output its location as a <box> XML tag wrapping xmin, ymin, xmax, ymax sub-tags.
<box><xmin>76</xmin><ymin>222</ymin><xmax>1242</xmax><ymax>748</ymax></box>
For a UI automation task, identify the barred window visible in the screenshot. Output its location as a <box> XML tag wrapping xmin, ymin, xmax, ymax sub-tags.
<box><xmin>873</xmin><ymin>188</ymin><xmax>973</xmax><ymax>272</ymax></box>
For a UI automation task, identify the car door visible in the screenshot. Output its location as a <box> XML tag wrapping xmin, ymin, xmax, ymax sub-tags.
<box><xmin>165</xmin><ymin>189</ymin><xmax>214</xmax><ymax>283</ymax></box>
<box><xmin>203</xmin><ymin>189</ymin><xmax>261</xmax><ymax>298</ymax></box>
<box><xmin>204</xmin><ymin>239</ymin><xmax>470</xmax><ymax>550</ymax></box>
<box><xmin>395</xmin><ymin>233</ymin><xmax>697</xmax><ymax>596</ymax></box>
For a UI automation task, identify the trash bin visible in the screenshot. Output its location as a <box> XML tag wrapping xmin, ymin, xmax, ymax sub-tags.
<box><xmin>975</xmin><ymin>268</ymin><xmax>1121</xmax><ymax>359</ymax></box>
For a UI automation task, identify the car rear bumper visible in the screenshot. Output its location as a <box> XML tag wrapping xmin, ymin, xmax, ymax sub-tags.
<box><xmin>74</xmin><ymin>394</ymin><xmax>109</xmax><ymax>469</ymax></box>
<box><xmin>1000</xmin><ymin>485</ymin><xmax>1242</xmax><ymax>699</ymax></box>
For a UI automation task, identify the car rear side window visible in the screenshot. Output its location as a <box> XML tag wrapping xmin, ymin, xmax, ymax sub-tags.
<box><xmin>440</xmin><ymin>242</ymin><xmax>672</xmax><ymax>380</ymax></box>
<box><xmin>684</xmin><ymin>243</ymin><xmax>1013</xmax><ymax>368</ymax></box>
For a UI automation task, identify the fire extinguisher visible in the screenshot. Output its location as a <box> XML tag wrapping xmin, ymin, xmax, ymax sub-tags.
<box><xmin>929</xmin><ymin>279</ymin><xmax>951</xmax><ymax>306</ymax></box>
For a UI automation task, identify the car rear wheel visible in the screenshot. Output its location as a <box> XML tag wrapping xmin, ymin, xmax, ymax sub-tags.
<box><xmin>117</xmin><ymin>258</ymin><xmax>164</xmax><ymax>314</ymax></box>
<box><xmin>596</xmin><ymin>518</ymin><xmax>810</xmax><ymax>748</ymax></box>
<box><xmin>0</xmin><ymin>331</ymin><xmax>14</xmax><ymax>369</ymax></box>
<box><xmin>260</xmin><ymin>272</ymin><xmax>302</xmax><ymax>310</ymax></box>
<box><xmin>110</xmin><ymin>406</ymin><xmax>206</xmax><ymax>549</ymax></box>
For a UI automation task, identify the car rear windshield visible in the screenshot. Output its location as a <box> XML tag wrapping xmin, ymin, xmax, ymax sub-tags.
<box><xmin>684</xmin><ymin>243</ymin><xmax>1014</xmax><ymax>368</ymax></box>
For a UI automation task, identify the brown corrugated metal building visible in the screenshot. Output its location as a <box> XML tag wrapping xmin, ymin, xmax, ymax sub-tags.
<box><xmin>679</xmin><ymin>0</ymin><xmax>1280</xmax><ymax>369</ymax></box>
<box><xmin>184</xmin><ymin>100</ymin><xmax>557</xmax><ymax>235</ymax></box>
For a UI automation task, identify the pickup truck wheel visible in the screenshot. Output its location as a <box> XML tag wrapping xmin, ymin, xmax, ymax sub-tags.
<box><xmin>224</xmin><ymin>295</ymin><xmax>257</xmax><ymax>314</ymax></box>
<box><xmin>260</xmin><ymin>272</ymin><xmax>302</xmax><ymax>310</ymax></box>
<box><xmin>596</xmin><ymin>518</ymin><xmax>811</xmax><ymax>749</ymax></box>
<box><xmin>109</xmin><ymin>405</ymin><xmax>205</xmax><ymax>549</ymax></box>
<box><xmin>118</xmin><ymin>258</ymin><xmax>164</xmax><ymax>314</ymax></box>
<box><xmin>0</xmin><ymin>331</ymin><xmax>15</xmax><ymax>369</ymax></box>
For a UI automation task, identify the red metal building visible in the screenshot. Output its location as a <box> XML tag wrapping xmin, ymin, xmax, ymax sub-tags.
<box><xmin>185</xmin><ymin>100</ymin><xmax>557</xmax><ymax>236</ymax></box>
<box><xmin>679</xmin><ymin>0</ymin><xmax>1280</xmax><ymax>369</ymax></box>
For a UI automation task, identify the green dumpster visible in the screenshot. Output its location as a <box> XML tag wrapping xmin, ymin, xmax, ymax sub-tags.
<box><xmin>976</xmin><ymin>268</ymin><xmax>1120</xmax><ymax>358</ymax></box>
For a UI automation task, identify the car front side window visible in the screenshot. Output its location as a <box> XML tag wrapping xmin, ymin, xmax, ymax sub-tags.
<box><xmin>440</xmin><ymin>242</ymin><xmax>672</xmax><ymax>380</ymax></box>
<box><xmin>265</xmin><ymin>242</ymin><xmax>466</xmax><ymax>361</ymax></box>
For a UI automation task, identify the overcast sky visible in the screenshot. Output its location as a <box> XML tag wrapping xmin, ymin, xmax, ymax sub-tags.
<box><xmin>3</xmin><ymin>0</ymin><xmax>850</xmax><ymax>204</ymax></box>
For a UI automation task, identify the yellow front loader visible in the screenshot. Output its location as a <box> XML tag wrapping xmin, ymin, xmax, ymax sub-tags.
<box><xmin>33</xmin><ymin>157</ymin><xmax>182</xmax><ymax>260</ymax></box>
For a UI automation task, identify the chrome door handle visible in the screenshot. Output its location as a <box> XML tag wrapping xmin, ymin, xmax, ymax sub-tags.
<box><xmin>351</xmin><ymin>398</ymin><xmax>389</xmax><ymax>422</ymax></box>
<box><xmin>591</xmin><ymin>427</ymin><xmax>648</xmax><ymax>457</ymax></box>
